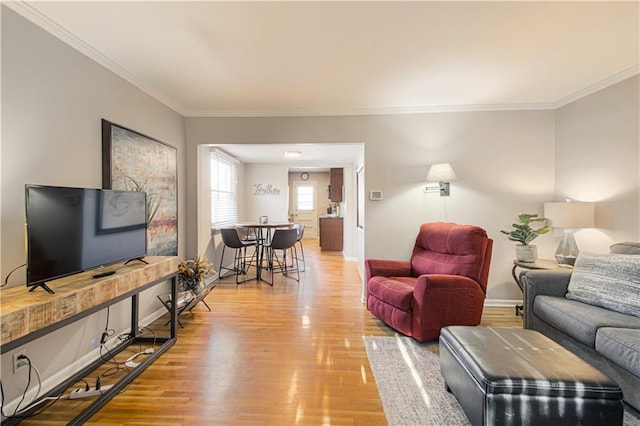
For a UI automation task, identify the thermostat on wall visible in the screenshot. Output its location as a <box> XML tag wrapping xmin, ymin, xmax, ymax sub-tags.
<box><xmin>370</xmin><ymin>190</ymin><xmax>383</xmax><ymax>200</ymax></box>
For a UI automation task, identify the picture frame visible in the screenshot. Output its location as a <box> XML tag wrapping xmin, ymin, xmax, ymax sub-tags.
<box><xmin>102</xmin><ymin>119</ymin><xmax>178</xmax><ymax>256</ymax></box>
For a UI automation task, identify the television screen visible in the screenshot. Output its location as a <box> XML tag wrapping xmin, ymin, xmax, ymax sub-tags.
<box><xmin>25</xmin><ymin>185</ymin><xmax>147</xmax><ymax>291</ymax></box>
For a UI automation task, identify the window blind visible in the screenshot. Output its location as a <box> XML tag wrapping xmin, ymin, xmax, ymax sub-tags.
<box><xmin>210</xmin><ymin>148</ymin><xmax>238</xmax><ymax>227</ymax></box>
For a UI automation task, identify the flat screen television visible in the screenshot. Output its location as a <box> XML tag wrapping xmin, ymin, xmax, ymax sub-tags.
<box><xmin>25</xmin><ymin>184</ymin><xmax>147</xmax><ymax>294</ymax></box>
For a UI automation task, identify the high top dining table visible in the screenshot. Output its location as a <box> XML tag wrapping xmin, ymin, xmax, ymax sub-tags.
<box><xmin>235</xmin><ymin>222</ymin><xmax>294</xmax><ymax>281</ymax></box>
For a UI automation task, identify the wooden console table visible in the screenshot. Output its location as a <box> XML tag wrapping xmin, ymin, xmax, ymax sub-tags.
<box><xmin>0</xmin><ymin>256</ymin><xmax>179</xmax><ymax>425</ymax></box>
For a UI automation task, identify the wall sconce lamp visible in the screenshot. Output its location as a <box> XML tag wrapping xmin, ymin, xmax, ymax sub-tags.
<box><xmin>543</xmin><ymin>200</ymin><xmax>595</xmax><ymax>266</ymax></box>
<box><xmin>425</xmin><ymin>163</ymin><xmax>457</xmax><ymax>196</ymax></box>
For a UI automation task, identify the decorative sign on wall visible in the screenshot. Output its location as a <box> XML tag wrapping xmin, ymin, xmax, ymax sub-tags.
<box><xmin>254</xmin><ymin>183</ymin><xmax>281</xmax><ymax>195</ymax></box>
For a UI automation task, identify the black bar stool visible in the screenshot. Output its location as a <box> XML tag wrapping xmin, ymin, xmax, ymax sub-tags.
<box><xmin>262</xmin><ymin>228</ymin><xmax>299</xmax><ymax>285</ymax></box>
<box><xmin>292</xmin><ymin>223</ymin><xmax>306</xmax><ymax>272</ymax></box>
<box><xmin>218</xmin><ymin>228</ymin><xmax>257</xmax><ymax>284</ymax></box>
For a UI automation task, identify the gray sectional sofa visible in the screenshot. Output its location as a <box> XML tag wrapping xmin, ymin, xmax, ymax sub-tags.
<box><xmin>521</xmin><ymin>242</ymin><xmax>640</xmax><ymax>411</ymax></box>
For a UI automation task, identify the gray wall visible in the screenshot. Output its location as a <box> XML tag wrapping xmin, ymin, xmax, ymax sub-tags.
<box><xmin>186</xmin><ymin>78</ymin><xmax>639</xmax><ymax>303</ymax></box>
<box><xmin>186</xmin><ymin>111</ymin><xmax>557</xmax><ymax>302</ymax></box>
<box><xmin>555</xmin><ymin>75</ymin><xmax>640</xmax><ymax>249</ymax></box>
<box><xmin>0</xmin><ymin>7</ymin><xmax>186</xmax><ymax>405</ymax></box>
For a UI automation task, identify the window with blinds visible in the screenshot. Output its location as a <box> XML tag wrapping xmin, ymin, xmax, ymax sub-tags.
<box><xmin>296</xmin><ymin>184</ymin><xmax>315</xmax><ymax>211</ymax></box>
<box><xmin>210</xmin><ymin>149</ymin><xmax>238</xmax><ymax>227</ymax></box>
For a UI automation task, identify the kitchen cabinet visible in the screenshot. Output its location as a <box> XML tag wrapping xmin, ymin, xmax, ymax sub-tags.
<box><xmin>320</xmin><ymin>217</ymin><xmax>343</xmax><ymax>251</ymax></box>
<box><xmin>329</xmin><ymin>168</ymin><xmax>343</xmax><ymax>202</ymax></box>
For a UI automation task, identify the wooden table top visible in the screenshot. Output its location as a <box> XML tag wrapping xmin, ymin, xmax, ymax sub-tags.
<box><xmin>513</xmin><ymin>258</ymin><xmax>573</xmax><ymax>270</ymax></box>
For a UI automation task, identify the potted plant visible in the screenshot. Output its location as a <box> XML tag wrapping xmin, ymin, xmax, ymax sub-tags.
<box><xmin>178</xmin><ymin>255</ymin><xmax>213</xmax><ymax>295</ymax></box>
<box><xmin>501</xmin><ymin>213</ymin><xmax>551</xmax><ymax>262</ymax></box>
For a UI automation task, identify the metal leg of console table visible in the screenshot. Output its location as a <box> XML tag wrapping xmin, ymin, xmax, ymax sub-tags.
<box><xmin>67</xmin><ymin>276</ymin><xmax>178</xmax><ymax>425</ymax></box>
<box><xmin>67</xmin><ymin>337</ymin><xmax>175</xmax><ymax>425</ymax></box>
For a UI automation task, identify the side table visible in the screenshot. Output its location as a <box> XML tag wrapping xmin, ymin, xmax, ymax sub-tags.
<box><xmin>512</xmin><ymin>258</ymin><xmax>572</xmax><ymax>316</ymax></box>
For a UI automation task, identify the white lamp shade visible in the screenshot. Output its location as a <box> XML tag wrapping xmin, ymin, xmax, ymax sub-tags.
<box><xmin>544</xmin><ymin>201</ymin><xmax>595</xmax><ymax>228</ymax></box>
<box><xmin>426</xmin><ymin>163</ymin><xmax>457</xmax><ymax>182</ymax></box>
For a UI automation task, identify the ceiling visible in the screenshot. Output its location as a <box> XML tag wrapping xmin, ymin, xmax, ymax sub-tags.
<box><xmin>11</xmin><ymin>1</ymin><xmax>639</xmax><ymax>119</ymax></box>
<box><xmin>215</xmin><ymin>143</ymin><xmax>364</xmax><ymax>167</ymax></box>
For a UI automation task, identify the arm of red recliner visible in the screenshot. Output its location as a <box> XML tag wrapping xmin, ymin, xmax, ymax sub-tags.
<box><xmin>365</xmin><ymin>259</ymin><xmax>412</xmax><ymax>282</ymax></box>
<box><xmin>411</xmin><ymin>274</ymin><xmax>486</xmax><ymax>342</ymax></box>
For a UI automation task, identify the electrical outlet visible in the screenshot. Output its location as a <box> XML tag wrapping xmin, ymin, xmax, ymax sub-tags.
<box><xmin>12</xmin><ymin>350</ymin><xmax>28</xmax><ymax>373</ymax></box>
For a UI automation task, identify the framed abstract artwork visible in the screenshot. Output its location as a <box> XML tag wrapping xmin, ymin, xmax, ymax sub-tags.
<box><xmin>98</xmin><ymin>190</ymin><xmax>147</xmax><ymax>233</ymax></box>
<box><xmin>102</xmin><ymin>119</ymin><xmax>178</xmax><ymax>256</ymax></box>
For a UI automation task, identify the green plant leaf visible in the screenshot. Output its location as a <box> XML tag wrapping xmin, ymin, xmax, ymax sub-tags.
<box><xmin>503</xmin><ymin>213</ymin><xmax>550</xmax><ymax>245</ymax></box>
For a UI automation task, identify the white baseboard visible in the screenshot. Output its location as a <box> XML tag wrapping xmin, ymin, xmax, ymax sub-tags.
<box><xmin>484</xmin><ymin>298</ymin><xmax>522</xmax><ymax>307</ymax></box>
<box><xmin>204</xmin><ymin>272</ymin><xmax>219</xmax><ymax>285</ymax></box>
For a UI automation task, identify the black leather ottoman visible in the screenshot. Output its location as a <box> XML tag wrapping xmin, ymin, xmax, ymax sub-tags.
<box><xmin>439</xmin><ymin>326</ymin><xmax>623</xmax><ymax>426</ymax></box>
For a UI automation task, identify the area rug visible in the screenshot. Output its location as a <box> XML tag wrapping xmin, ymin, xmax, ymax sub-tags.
<box><xmin>364</xmin><ymin>335</ymin><xmax>640</xmax><ymax>426</ymax></box>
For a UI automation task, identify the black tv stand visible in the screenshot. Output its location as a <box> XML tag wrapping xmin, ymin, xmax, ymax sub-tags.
<box><xmin>125</xmin><ymin>257</ymin><xmax>149</xmax><ymax>265</ymax></box>
<box><xmin>92</xmin><ymin>270</ymin><xmax>116</xmax><ymax>279</ymax></box>
<box><xmin>28</xmin><ymin>282</ymin><xmax>55</xmax><ymax>294</ymax></box>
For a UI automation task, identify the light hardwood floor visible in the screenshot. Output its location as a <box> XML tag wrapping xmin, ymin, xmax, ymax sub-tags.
<box><xmin>20</xmin><ymin>239</ymin><xmax>521</xmax><ymax>425</ymax></box>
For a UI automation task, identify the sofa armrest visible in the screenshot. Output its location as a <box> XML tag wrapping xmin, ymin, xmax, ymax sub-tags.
<box><xmin>365</xmin><ymin>259</ymin><xmax>412</xmax><ymax>282</ymax></box>
<box><xmin>412</xmin><ymin>275</ymin><xmax>485</xmax><ymax>341</ymax></box>
<box><xmin>520</xmin><ymin>269</ymin><xmax>572</xmax><ymax>329</ymax></box>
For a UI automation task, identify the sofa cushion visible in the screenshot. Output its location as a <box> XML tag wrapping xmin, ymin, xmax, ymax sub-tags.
<box><xmin>533</xmin><ymin>296</ymin><xmax>640</xmax><ymax>346</ymax></box>
<box><xmin>596</xmin><ymin>328</ymin><xmax>640</xmax><ymax>377</ymax></box>
<box><xmin>566</xmin><ymin>252</ymin><xmax>640</xmax><ymax>318</ymax></box>
<box><xmin>367</xmin><ymin>276</ymin><xmax>415</xmax><ymax>311</ymax></box>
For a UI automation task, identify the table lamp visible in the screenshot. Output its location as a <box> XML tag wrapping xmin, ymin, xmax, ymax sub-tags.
<box><xmin>543</xmin><ymin>200</ymin><xmax>595</xmax><ymax>266</ymax></box>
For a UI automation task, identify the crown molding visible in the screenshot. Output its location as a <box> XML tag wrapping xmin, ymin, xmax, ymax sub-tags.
<box><xmin>6</xmin><ymin>1</ymin><xmax>638</xmax><ymax>119</ymax></box>
<box><xmin>183</xmin><ymin>66</ymin><xmax>639</xmax><ymax>117</ymax></box>
<box><xmin>4</xmin><ymin>1</ymin><xmax>188</xmax><ymax>116</ymax></box>
<box><xmin>183</xmin><ymin>102</ymin><xmax>556</xmax><ymax>118</ymax></box>
<box><xmin>551</xmin><ymin>64</ymin><xmax>639</xmax><ymax>109</ymax></box>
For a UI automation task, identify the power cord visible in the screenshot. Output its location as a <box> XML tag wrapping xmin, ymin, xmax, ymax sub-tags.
<box><xmin>99</xmin><ymin>307</ymin><xmax>130</xmax><ymax>377</ymax></box>
<box><xmin>137</xmin><ymin>325</ymin><xmax>157</xmax><ymax>350</ymax></box>
<box><xmin>0</xmin><ymin>374</ymin><xmax>92</xmax><ymax>420</ymax></box>
<box><xmin>102</xmin><ymin>306</ymin><xmax>116</xmax><ymax>343</ymax></box>
<box><xmin>0</xmin><ymin>354</ymin><xmax>52</xmax><ymax>419</ymax></box>
<box><xmin>13</xmin><ymin>355</ymin><xmax>33</xmax><ymax>416</ymax></box>
<box><xmin>1</xmin><ymin>263</ymin><xmax>26</xmax><ymax>288</ymax></box>
<box><xmin>97</xmin><ymin>307</ymin><xmax>159</xmax><ymax>376</ymax></box>
<box><xmin>123</xmin><ymin>326</ymin><xmax>157</xmax><ymax>367</ymax></box>
<box><xmin>0</xmin><ymin>308</ymin><xmax>144</xmax><ymax>420</ymax></box>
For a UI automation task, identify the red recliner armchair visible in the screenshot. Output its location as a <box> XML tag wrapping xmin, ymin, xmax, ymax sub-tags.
<box><xmin>366</xmin><ymin>222</ymin><xmax>493</xmax><ymax>342</ymax></box>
